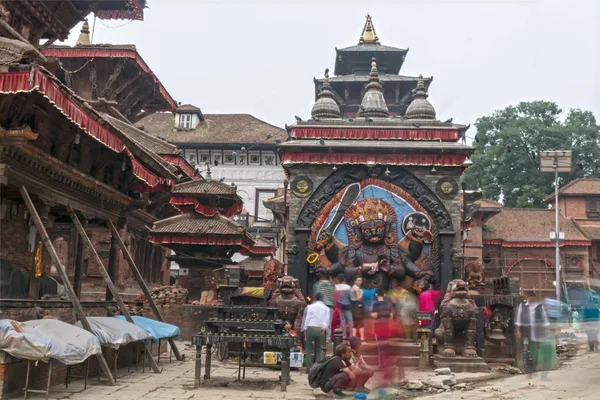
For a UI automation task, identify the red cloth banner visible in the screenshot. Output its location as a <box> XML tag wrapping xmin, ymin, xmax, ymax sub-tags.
<box><xmin>483</xmin><ymin>239</ymin><xmax>592</xmax><ymax>248</ymax></box>
<box><xmin>161</xmin><ymin>155</ymin><xmax>197</xmax><ymax>178</ymax></box>
<box><xmin>150</xmin><ymin>236</ymin><xmax>244</xmax><ymax>246</ymax></box>
<box><xmin>170</xmin><ymin>196</ymin><xmax>243</xmax><ymax>218</ymax></box>
<box><xmin>44</xmin><ymin>48</ymin><xmax>175</xmax><ymax>111</ymax></box>
<box><xmin>281</xmin><ymin>152</ymin><xmax>467</xmax><ymax>166</ymax></box>
<box><xmin>293</xmin><ymin>127</ymin><xmax>460</xmax><ymax>141</ymax></box>
<box><xmin>239</xmin><ymin>246</ymin><xmax>276</xmax><ymax>256</ymax></box>
<box><xmin>0</xmin><ymin>69</ymin><xmax>171</xmax><ymax>192</ymax></box>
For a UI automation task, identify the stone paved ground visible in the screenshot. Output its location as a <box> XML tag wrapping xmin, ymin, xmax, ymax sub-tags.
<box><xmin>25</xmin><ymin>341</ymin><xmax>600</xmax><ymax>399</ymax></box>
<box><xmin>420</xmin><ymin>350</ymin><xmax>600</xmax><ymax>400</ymax></box>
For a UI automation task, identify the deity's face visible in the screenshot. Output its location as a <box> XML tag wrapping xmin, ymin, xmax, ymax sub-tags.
<box><xmin>407</xmin><ymin>218</ymin><xmax>433</xmax><ymax>243</ymax></box>
<box><xmin>358</xmin><ymin>220</ymin><xmax>386</xmax><ymax>244</ymax></box>
<box><xmin>296</xmin><ymin>180</ymin><xmax>309</xmax><ymax>193</ymax></box>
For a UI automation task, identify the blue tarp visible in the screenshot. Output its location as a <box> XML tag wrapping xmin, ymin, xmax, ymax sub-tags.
<box><xmin>114</xmin><ymin>316</ymin><xmax>180</xmax><ymax>343</ymax></box>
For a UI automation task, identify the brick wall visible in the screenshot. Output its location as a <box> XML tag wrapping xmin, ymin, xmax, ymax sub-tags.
<box><xmin>563</xmin><ymin>197</ymin><xmax>588</xmax><ymax>219</ymax></box>
<box><xmin>0</xmin><ymin>305</ymin><xmax>109</xmax><ymax>324</ymax></box>
<box><xmin>0</xmin><ymin>211</ymin><xmax>35</xmax><ymax>272</ymax></box>
<box><xmin>177</xmin><ymin>269</ymin><xmax>218</xmax><ymax>301</ymax></box>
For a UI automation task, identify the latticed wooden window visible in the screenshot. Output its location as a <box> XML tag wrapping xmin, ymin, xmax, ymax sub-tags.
<box><xmin>587</xmin><ymin>198</ymin><xmax>600</xmax><ymax>220</ymax></box>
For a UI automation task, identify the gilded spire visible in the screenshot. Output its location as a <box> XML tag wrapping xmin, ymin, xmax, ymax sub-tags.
<box><xmin>359</xmin><ymin>14</ymin><xmax>380</xmax><ymax>45</ymax></box>
<box><xmin>311</xmin><ymin>68</ymin><xmax>341</xmax><ymax>119</ymax></box>
<box><xmin>357</xmin><ymin>58</ymin><xmax>389</xmax><ymax>118</ymax></box>
<box><xmin>76</xmin><ymin>20</ymin><xmax>91</xmax><ymax>46</ymax></box>
<box><xmin>405</xmin><ymin>74</ymin><xmax>437</xmax><ymax>120</ymax></box>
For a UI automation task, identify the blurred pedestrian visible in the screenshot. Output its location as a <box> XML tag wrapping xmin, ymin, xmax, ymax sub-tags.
<box><xmin>349</xmin><ymin>336</ymin><xmax>374</xmax><ymax>393</ymax></box>
<box><xmin>351</xmin><ymin>277</ymin><xmax>365</xmax><ymax>341</ymax></box>
<box><xmin>370</xmin><ymin>288</ymin><xmax>400</xmax><ymax>386</ymax></box>
<box><xmin>312</xmin><ymin>269</ymin><xmax>335</xmax><ymax>342</ymax></box>
<box><xmin>302</xmin><ymin>293</ymin><xmax>330</xmax><ymax>369</ymax></box>
<box><xmin>583</xmin><ymin>301</ymin><xmax>599</xmax><ymax>351</ymax></box>
<box><xmin>530</xmin><ymin>303</ymin><xmax>557</xmax><ymax>379</ymax></box>
<box><xmin>362</xmin><ymin>285</ymin><xmax>377</xmax><ymax>340</ymax></box>
<box><xmin>335</xmin><ymin>274</ymin><xmax>353</xmax><ymax>340</ymax></box>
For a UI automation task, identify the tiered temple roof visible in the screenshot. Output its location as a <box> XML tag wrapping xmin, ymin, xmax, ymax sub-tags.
<box><xmin>150</xmin><ymin>177</ymin><xmax>275</xmax><ymax>256</ymax></box>
<box><xmin>282</xmin><ymin>45</ymin><xmax>472</xmax><ymax>168</ymax></box>
<box><xmin>315</xmin><ymin>15</ymin><xmax>430</xmax><ymax>118</ymax></box>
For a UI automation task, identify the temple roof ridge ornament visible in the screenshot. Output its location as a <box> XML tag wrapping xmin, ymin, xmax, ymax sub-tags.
<box><xmin>311</xmin><ymin>68</ymin><xmax>341</xmax><ymax>119</ymax></box>
<box><xmin>359</xmin><ymin>14</ymin><xmax>380</xmax><ymax>45</ymax></box>
<box><xmin>405</xmin><ymin>74</ymin><xmax>437</xmax><ymax>120</ymax></box>
<box><xmin>357</xmin><ymin>58</ymin><xmax>389</xmax><ymax>118</ymax></box>
<box><xmin>76</xmin><ymin>20</ymin><xmax>91</xmax><ymax>46</ymax></box>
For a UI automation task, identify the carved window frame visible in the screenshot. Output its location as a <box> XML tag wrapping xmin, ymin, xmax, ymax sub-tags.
<box><xmin>586</xmin><ymin>198</ymin><xmax>600</xmax><ymax>220</ymax></box>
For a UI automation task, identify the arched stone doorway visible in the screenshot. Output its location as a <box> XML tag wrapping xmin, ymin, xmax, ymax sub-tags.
<box><xmin>505</xmin><ymin>256</ymin><xmax>556</xmax><ymax>302</ymax></box>
<box><xmin>291</xmin><ymin>165</ymin><xmax>455</xmax><ymax>294</ymax></box>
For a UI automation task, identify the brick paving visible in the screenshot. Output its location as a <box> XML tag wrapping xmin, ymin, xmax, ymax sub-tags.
<box><xmin>24</xmin><ymin>342</ymin><xmax>600</xmax><ymax>400</ymax></box>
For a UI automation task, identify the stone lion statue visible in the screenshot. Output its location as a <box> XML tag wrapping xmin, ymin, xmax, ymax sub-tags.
<box><xmin>435</xmin><ymin>279</ymin><xmax>479</xmax><ymax>358</ymax></box>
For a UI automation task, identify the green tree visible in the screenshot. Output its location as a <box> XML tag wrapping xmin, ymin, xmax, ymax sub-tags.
<box><xmin>462</xmin><ymin>101</ymin><xmax>600</xmax><ymax>208</ymax></box>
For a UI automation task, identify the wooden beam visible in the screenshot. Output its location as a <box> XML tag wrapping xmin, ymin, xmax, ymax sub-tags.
<box><xmin>111</xmin><ymin>74</ymin><xmax>140</xmax><ymax>101</ymax></box>
<box><xmin>108</xmin><ymin>220</ymin><xmax>183</xmax><ymax>361</ymax></box>
<box><xmin>105</xmin><ymin>219</ymin><xmax>124</xmax><ymax>301</ymax></box>
<box><xmin>101</xmin><ymin>59</ymin><xmax>127</xmax><ymax>99</ymax></box>
<box><xmin>19</xmin><ymin>186</ymin><xmax>116</xmax><ymax>386</ymax></box>
<box><xmin>69</xmin><ymin>210</ymin><xmax>162</xmax><ymax>374</ymax></box>
<box><xmin>73</xmin><ymin>220</ymin><xmax>86</xmax><ymax>299</ymax></box>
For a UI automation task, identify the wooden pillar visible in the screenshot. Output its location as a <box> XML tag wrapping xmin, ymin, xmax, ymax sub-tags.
<box><xmin>73</xmin><ymin>218</ymin><xmax>87</xmax><ymax>299</ymax></box>
<box><xmin>439</xmin><ymin>231</ymin><xmax>456</xmax><ymax>293</ymax></box>
<box><xmin>290</xmin><ymin>229</ymin><xmax>310</xmax><ymax>297</ymax></box>
<box><xmin>106</xmin><ymin>218</ymin><xmax>125</xmax><ymax>301</ymax></box>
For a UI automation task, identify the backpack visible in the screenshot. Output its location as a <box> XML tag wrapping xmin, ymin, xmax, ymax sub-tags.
<box><xmin>308</xmin><ymin>356</ymin><xmax>335</xmax><ymax>388</ymax></box>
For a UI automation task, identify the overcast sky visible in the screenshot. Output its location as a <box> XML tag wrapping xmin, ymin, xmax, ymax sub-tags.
<box><xmin>65</xmin><ymin>0</ymin><xmax>599</xmax><ymax>134</ymax></box>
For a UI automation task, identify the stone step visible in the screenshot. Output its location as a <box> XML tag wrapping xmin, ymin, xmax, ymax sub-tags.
<box><xmin>433</xmin><ymin>354</ymin><xmax>489</xmax><ymax>373</ymax></box>
<box><xmin>362</xmin><ymin>355</ymin><xmax>421</xmax><ymax>368</ymax></box>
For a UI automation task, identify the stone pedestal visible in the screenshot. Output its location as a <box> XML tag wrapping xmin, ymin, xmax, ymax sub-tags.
<box><xmin>433</xmin><ymin>354</ymin><xmax>488</xmax><ymax>373</ymax></box>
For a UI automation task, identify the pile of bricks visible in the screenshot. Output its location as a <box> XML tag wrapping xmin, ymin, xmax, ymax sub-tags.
<box><xmin>138</xmin><ymin>285</ymin><xmax>189</xmax><ymax>306</ymax></box>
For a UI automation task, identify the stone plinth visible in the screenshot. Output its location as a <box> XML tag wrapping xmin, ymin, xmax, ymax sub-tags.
<box><xmin>433</xmin><ymin>354</ymin><xmax>489</xmax><ymax>373</ymax></box>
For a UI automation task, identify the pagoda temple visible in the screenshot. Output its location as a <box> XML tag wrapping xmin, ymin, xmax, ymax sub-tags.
<box><xmin>281</xmin><ymin>15</ymin><xmax>474</xmax><ymax>296</ymax></box>
<box><xmin>149</xmin><ymin>172</ymin><xmax>275</xmax><ymax>302</ymax></box>
<box><xmin>313</xmin><ymin>14</ymin><xmax>432</xmax><ymax>118</ymax></box>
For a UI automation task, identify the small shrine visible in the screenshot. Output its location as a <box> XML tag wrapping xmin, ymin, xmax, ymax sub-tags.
<box><xmin>149</xmin><ymin>172</ymin><xmax>275</xmax><ymax>303</ymax></box>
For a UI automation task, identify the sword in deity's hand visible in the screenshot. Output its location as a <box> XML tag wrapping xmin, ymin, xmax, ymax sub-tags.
<box><xmin>315</xmin><ymin>182</ymin><xmax>361</xmax><ymax>256</ymax></box>
<box><xmin>323</xmin><ymin>182</ymin><xmax>361</xmax><ymax>237</ymax></box>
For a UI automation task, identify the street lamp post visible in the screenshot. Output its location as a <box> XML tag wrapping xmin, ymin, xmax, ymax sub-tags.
<box><xmin>283</xmin><ymin>179</ymin><xmax>289</xmax><ymax>275</ymax></box>
<box><xmin>540</xmin><ymin>151</ymin><xmax>572</xmax><ymax>302</ymax></box>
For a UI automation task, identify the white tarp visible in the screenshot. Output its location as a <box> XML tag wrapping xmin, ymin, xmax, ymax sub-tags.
<box><xmin>0</xmin><ymin>319</ymin><xmax>101</xmax><ymax>365</ymax></box>
<box><xmin>75</xmin><ymin>317</ymin><xmax>152</xmax><ymax>349</ymax></box>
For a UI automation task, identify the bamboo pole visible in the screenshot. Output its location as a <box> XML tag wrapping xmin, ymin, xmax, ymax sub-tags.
<box><xmin>19</xmin><ymin>186</ymin><xmax>115</xmax><ymax>386</ymax></box>
<box><xmin>68</xmin><ymin>209</ymin><xmax>161</xmax><ymax>373</ymax></box>
<box><xmin>107</xmin><ymin>220</ymin><xmax>183</xmax><ymax>361</ymax></box>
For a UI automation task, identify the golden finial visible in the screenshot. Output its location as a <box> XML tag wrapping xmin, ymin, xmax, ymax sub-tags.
<box><xmin>371</xmin><ymin>58</ymin><xmax>377</xmax><ymax>72</ymax></box>
<box><xmin>76</xmin><ymin>19</ymin><xmax>91</xmax><ymax>46</ymax></box>
<box><xmin>359</xmin><ymin>14</ymin><xmax>380</xmax><ymax>45</ymax></box>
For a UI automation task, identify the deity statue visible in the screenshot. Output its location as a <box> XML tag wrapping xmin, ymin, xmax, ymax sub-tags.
<box><xmin>465</xmin><ymin>261</ymin><xmax>485</xmax><ymax>288</ymax></box>
<box><xmin>268</xmin><ymin>276</ymin><xmax>306</xmax><ymax>332</ymax></box>
<box><xmin>434</xmin><ymin>279</ymin><xmax>479</xmax><ymax>358</ymax></box>
<box><xmin>262</xmin><ymin>256</ymin><xmax>283</xmax><ymax>290</ymax></box>
<box><xmin>315</xmin><ymin>196</ymin><xmax>433</xmax><ymax>292</ymax></box>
